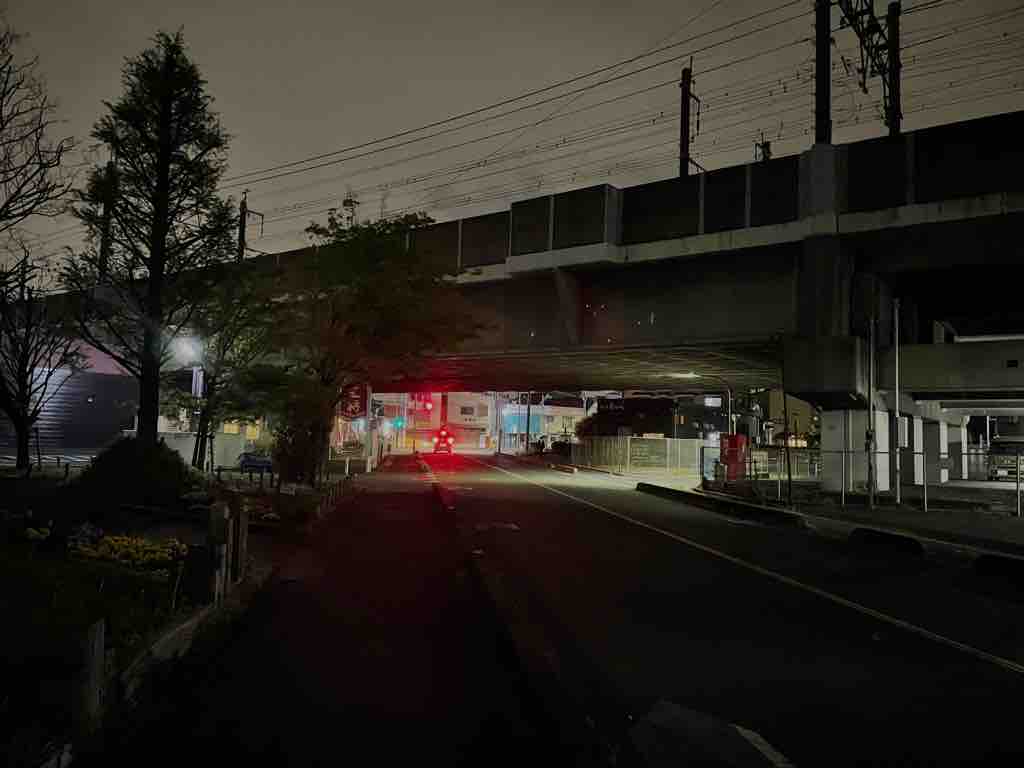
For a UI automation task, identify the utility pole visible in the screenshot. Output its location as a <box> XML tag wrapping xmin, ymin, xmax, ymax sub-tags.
<box><xmin>342</xmin><ymin>186</ymin><xmax>359</xmax><ymax>228</ymax></box>
<box><xmin>815</xmin><ymin>0</ymin><xmax>832</xmax><ymax>144</ymax></box>
<box><xmin>868</xmin><ymin>309</ymin><xmax>877</xmax><ymax>510</ymax></box>
<box><xmin>237</xmin><ymin>192</ymin><xmax>247</xmax><ymax>262</ymax></box>
<box><xmin>525</xmin><ymin>391</ymin><xmax>532</xmax><ymax>453</ymax></box>
<box><xmin>894</xmin><ymin>298</ymin><xmax>901</xmax><ymax>504</ymax></box>
<box><xmin>781</xmin><ymin>351</ymin><xmax>794</xmax><ymax>507</ymax></box>
<box><xmin>236</xmin><ymin>190</ymin><xmax>264</xmax><ymax>261</ymax></box>
<box><xmin>98</xmin><ymin>160</ymin><xmax>119</xmax><ymax>277</ymax></box>
<box><xmin>679</xmin><ymin>66</ymin><xmax>692</xmax><ymax>176</ymax></box>
<box><xmin>886</xmin><ymin>2</ymin><xmax>902</xmax><ymax>136</ymax></box>
<box><xmin>678</xmin><ymin>59</ymin><xmax>701</xmax><ymax>176</ymax></box>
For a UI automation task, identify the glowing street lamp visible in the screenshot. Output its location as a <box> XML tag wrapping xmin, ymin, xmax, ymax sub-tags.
<box><xmin>171</xmin><ymin>336</ymin><xmax>202</xmax><ymax>366</ymax></box>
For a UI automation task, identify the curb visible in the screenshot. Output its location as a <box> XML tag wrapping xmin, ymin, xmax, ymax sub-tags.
<box><xmin>637</xmin><ymin>483</ymin><xmax>1024</xmax><ymax>568</ymax></box>
<box><xmin>637</xmin><ymin>483</ymin><xmax>804</xmax><ymax>528</ymax></box>
<box><xmin>548</xmin><ymin>463</ymin><xmax>578</xmax><ymax>474</ymax></box>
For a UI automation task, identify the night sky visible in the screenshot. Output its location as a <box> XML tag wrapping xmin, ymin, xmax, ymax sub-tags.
<box><xmin>8</xmin><ymin>0</ymin><xmax>1024</xmax><ymax>257</ymax></box>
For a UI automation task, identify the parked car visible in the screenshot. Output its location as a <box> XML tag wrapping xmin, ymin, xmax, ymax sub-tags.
<box><xmin>238</xmin><ymin>452</ymin><xmax>273</xmax><ymax>473</ymax></box>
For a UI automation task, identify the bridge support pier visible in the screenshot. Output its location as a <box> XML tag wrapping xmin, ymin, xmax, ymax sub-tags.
<box><xmin>821</xmin><ymin>409</ymin><xmax>891</xmax><ymax>495</ymax></box>
<box><xmin>924</xmin><ymin>420</ymin><xmax>949</xmax><ymax>485</ymax></box>
<box><xmin>947</xmin><ymin>421</ymin><xmax>968</xmax><ymax>480</ymax></box>
<box><xmin>900</xmin><ymin>416</ymin><xmax>924</xmax><ymax>487</ymax></box>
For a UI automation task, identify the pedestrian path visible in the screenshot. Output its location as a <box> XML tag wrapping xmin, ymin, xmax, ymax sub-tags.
<box><xmin>81</xmin><ymin>454</ymin><xmax>554</xmax><ymax>766</ymax></box>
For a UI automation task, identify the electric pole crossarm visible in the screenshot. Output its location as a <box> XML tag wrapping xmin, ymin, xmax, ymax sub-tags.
<box><xmin>835</xmin><ymin>1</ymin><xmax>903</xmax><ymax>135</ymax></box>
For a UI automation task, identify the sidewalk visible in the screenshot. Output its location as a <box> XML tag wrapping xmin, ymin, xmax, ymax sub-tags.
<box><xmin>82</xmin><ymin>455</ymin><xmax>555</xmax><ymax>766</ymax></box>
<box><xmin>648</xmin><ymin>478</ymin><xmax>1024</xmax><ymax>559</ymax></box>
<box><xmin>801</xmin><ymin>498</ymin><xmax>1024</xmax><ymax>557</ymax></box>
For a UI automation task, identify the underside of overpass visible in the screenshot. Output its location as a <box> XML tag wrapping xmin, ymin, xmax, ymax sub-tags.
<box><xmin>379</xmin><ymin>339</ymin><xmax>782</xmax><ymax>394</ymax></box>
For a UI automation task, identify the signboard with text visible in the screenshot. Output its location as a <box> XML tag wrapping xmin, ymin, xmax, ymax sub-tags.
<box><xmin>339</xmin><ymin>383</ymin><xmax>368</xmax><ymax>421</ymax></box>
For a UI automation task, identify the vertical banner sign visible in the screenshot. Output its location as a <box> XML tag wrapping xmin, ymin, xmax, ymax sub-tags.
<box><xmin>339</xmin><ymin>383</ymin><xmax>368</xmax><ymax>421</ymax></box>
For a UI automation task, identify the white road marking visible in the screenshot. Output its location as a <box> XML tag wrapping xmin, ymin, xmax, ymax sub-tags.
<box><xmin>733</xmin><ymin>724</ymin><xmax>795</xmax><ymax>767</ymax></box>
<box><xmin>468</xmin><ymin>456</ymin><xmax>1024</xmax><ymax>677</ymax></box>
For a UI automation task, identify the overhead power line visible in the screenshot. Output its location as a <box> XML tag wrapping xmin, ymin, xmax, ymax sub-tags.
<box><xmin>220</xmin><ymin>2</ymin><xmax>811</xmax><ymax>187</ymax></box>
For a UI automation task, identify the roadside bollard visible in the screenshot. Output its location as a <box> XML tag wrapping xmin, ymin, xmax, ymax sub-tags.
<box><xmin>216</xmin><ymin>466</ymin><xmax>222</xmax><ymax>483</ymax></box>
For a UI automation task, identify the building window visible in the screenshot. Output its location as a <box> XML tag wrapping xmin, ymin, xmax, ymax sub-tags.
<box><xmin>460</xmin><ymin>406</ymin><xmax>475</xmax><ymax>416</ymax></box>
<box><xmin>222</xmin><ymin>421</ymin><xmax>240</xmax><ymax>435</ymax></box>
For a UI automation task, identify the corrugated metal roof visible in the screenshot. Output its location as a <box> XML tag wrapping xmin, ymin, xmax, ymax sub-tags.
<box><xmin>0</xmin><ymin>370</ymin><xmax>138</xmax><ymax>460</ymax></box>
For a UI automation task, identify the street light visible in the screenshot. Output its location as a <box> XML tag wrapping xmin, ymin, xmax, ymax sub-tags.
<box><xmin>171</xmin><ymin>336</ymin><xmax>202</xmax><ymax>366</ymax></box>
<box><xmin>671</xmin><ymin>372</ymin><xmax>734</xmax><ymax>435</ymax></box>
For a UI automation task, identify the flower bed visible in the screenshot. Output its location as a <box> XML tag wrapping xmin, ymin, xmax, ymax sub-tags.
<box><xmin>71</xmin><ymin>535</ymin><xmax>188</xmax><ymax>581</ymax></box>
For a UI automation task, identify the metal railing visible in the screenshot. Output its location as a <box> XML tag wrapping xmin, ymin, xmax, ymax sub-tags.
<box><xmin>0</xmin><ymin>453</ymin><xmax>94</xmax><ymax>479</ymax></box>
<box><xmin>701</xmin><ymin>446</ymin><xmax>1024</xmax><ymax>517</ymax></box>
<box><xmin>571</xmin><ymin>436</ymin><xmax>702</xmax><ymax>480</ymax></box>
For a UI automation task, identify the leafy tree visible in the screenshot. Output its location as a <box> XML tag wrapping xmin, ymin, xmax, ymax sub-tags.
<box><xmin>62</xmin><ymin>31</ymin><xmax>235</xmax><ymax>446</ymax></box>
<box><xmin>0</xmin><ymin>22</ymin><xmax>73</xmax><ymax>235</ymax></box>
<box><xmin>261</xmin><ymin>211</ymin><xmax>478</xmax><ymax>483</ymax></box>
<box><xmin>0</xmin><ymin>239</ymin><xmax>85</xmax><ymax>469</ymax></box>
<box><xmin>161</xmin><ymin>263</ymin><xmax>278</xmax><ymax>469</ymax></box>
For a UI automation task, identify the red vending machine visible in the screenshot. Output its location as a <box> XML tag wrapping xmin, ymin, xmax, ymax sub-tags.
<box><xmin>719</xmin><ymin>434</ymin><xmax>749</xmax><ymax>481</ymax></box>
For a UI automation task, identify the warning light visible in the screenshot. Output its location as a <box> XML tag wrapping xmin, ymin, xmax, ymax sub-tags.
<box><xmin>446</xmin><ymin>436</ymin><xmax>454</xmax><ymax>445</ymax></box>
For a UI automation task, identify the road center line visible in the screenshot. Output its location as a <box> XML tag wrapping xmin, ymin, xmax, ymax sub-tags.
<box><xmin>467</xmin><ymin>456</ymin><xmax>1024</xmax><ymax>677</ymax></box>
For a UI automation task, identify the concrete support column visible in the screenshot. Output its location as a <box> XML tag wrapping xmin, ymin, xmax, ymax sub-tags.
<box><xmin>798</xmin><ymin>143</ymin><xmax>847</xmax><ymax>218</ymax></box>
<box><xmin>901</xmin><ymin>416</ymin><xmax>924</xmax><ymax>486</ymax></box>
<box><xmin>947</xmin><ymin>420</ymin><xmax>968</xmax><ymax>480</ymax></box>
<box><xmin>554</xmin><ymin>268</ymin><xmax>583</xmax><ymax>346</ymax></box>
<box><xmin>744</xmin><ymin>165</ymin><xmax>752</xmax><ymax>228</ymax></box>
<box><xmin>924</xmin><ymin>420</ymin><xmax>949</xmax><ymax>485</ymax></box>
<box><xmin>820</xmin><ymin>409</ymin><xmax>890</xmax><ymax>493</ymax></box>
<box><xmin>697</xmin><ymin>173</ymin><xmax>706</xmax><ymax>235</ymax></box>
<box><xmin>905</xmin><ymin>132</ymin><xmax>916</xmax><ymax>205</ymax></box>
<box><xmin>796</xmin><ymin>237</ymin><xmax>853</xmax><ymax>337</ymax></box>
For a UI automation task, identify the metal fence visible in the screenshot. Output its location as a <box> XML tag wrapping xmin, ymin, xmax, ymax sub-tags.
<box><xmin>571</xmin><ymin>436</ymin><xmax>702</xmax><ymax>479</ymax></box>
<box><xmin>0</xmin><ymin>453</ymin><xmax>94</xmax><ymax>479</ymax></box>
<box><xmin>702</xmin><ymin>446</ymin><xmax>1024</xmax><ymax>516</ymax></box>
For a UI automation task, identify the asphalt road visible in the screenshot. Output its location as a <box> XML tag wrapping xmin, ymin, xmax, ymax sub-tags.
<box><xmin>80</xmin><ymin>455</ymin><xmax>558</xmax><ymax>767</ymax></box>
<box><xmin>424</xmin><ymin>451</ymin><xmax>1024</xmax><ymax>767</ymax></box>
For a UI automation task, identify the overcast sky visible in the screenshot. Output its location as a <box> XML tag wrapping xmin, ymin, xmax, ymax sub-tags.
<box><xmin>8</xmin><ymin>0</ymin><xmax>1024</xmax><ymax>256</ymax></box>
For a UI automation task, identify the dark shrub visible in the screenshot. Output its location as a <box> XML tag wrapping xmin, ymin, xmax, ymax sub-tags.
<box><xmin>78</xmin><ymin>437</ymin><xmax>199</xmax><ymax>512</ymax></box>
